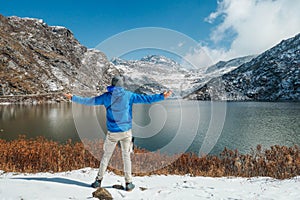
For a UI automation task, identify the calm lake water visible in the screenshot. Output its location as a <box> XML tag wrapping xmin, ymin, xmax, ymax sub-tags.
<box><xmin>0</xmin><ymin>101</ymin><xmax>299</xmax><ymax>155</ymax></box>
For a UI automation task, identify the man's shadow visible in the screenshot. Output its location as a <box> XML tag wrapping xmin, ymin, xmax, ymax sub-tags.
<box><xmin>13</xmin><ymin>177</ymin><xmax>91</xmax><ymax>188</ymax></box>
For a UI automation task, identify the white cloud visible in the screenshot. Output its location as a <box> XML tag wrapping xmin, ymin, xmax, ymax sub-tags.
<box><xmin>186</xmin><ymin>0</ymin><xmax>300</xmax><ymax>67</ymax></box>
<box><xmin>183</xmin><ymin>45</ymin><xmax>227</xmax><ymax>69</ymax></box>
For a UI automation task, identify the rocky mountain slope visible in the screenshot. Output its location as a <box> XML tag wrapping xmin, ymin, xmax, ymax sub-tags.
<box><xmin>0</xmin><ymin>14</ymin><xmax>118</xmax><ymax>103</ymax></box>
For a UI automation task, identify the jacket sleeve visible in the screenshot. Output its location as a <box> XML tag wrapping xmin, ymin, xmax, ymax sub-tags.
<box><xmin>131</xmin><ymin>92</ymin><xmax>164</xmax><ymax>104</ymax></box>
<box><xmin>72</xmin><ymin>94</ymin><xmax>105</xmax><ymax>106</ymax></box>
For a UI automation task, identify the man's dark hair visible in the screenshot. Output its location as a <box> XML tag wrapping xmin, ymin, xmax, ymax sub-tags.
<box><xmin>111</xmin><ymin>75</ymin><xmax>124</xmax><ymax>87</ymax></box>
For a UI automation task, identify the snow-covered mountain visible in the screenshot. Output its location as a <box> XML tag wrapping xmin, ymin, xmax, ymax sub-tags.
<box><xmin>188</xmin><ymin>55</ymin><xmax>257</xmax><ymax>93</ymax></box>
<box><xmin>111</xmin><ymin>54</ymin><xmax>256</xmax><ymax>97</ymax></box>
<box><xmin>186</xmin><ymin>33</ymin><xmax>300</xmax><ymax>101</ymax></box>
<box><xmin>112</xmin><ymin>55</ymin><xmax>195</xmax><ymax>96</ymax></box>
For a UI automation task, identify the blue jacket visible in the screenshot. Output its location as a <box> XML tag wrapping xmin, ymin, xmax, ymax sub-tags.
<box><xmin>72</xmin><ymin>86</ymin><xmax>165</xmax><ymax>132</ymax></box>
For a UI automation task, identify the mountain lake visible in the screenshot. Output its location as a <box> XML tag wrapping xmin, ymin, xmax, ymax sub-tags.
<box><xmin>0</xmin><ymin>101</ymin><xmax>299</xmax><ymax>155</ymax></box>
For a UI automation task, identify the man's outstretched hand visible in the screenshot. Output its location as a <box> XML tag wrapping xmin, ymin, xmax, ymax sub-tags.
<box><xmin>63</xmin><ymin>93</ymin><xmax>73</xmax><ymax>100</ymax></box>
<box><xmin>163</xmin><ymin>90</ymin><xmax>172</xmax><ymax>99</ymax></box>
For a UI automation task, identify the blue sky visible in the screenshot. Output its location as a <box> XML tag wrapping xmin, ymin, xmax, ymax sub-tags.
<box><xmin>1</xmin><ymin>0</ymin><xmax>299</xmax><ymax>66</ymax></box>
<box><xmin>0</xmin><ymin>0</ymin><xmax>217</xmax><ymax>48</ymax></box>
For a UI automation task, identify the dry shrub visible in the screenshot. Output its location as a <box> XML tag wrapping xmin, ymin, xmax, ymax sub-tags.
<box><xmin>0</xmin><ymin>136</ymin><xmax>299</xmax><ymax>179</ymax></box>
<box><xmin>0</xmin><ymin>136</ymin><xmax>99</xmax><ymax>173</ymax></box>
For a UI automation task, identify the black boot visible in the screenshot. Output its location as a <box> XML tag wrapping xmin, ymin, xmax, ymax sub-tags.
<box><xmin>91</xmin><ymin>178</ymin><xmax>102</xmax><ymax>188</ymax></box>
<box><xmin>125</xmin><ymin>182</ymin><xmax>135</xmax><ymax>191</ymax></box>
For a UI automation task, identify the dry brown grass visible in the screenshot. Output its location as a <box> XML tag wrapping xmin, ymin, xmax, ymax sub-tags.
<box><xmin>0</xmin><ymin>136</ymin><xmax>299</xmax><ymax>179</ymax></box>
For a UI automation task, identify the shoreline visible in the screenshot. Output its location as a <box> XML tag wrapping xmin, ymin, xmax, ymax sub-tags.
<box><xmin>0</xmin><ymin>92</ymin><xmax>68</xmax><ymax>105</ymax></box>
<box><xmin>0</xmin><ymin>94</ymin><xmax>299</xmax><ymax>105</ymax></box>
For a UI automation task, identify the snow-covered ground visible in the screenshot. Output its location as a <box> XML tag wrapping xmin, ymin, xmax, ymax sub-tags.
<box><xmin>0</xmin><ymin>168</ymin><xmax>299</xmax><ymax>200</ymax></box>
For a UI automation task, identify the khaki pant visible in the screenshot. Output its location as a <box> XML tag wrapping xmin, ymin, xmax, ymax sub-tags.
<box><xmin>97</xmin><ymin>130</ymin><xmax>133</xmax><ymax>183</ymax></box>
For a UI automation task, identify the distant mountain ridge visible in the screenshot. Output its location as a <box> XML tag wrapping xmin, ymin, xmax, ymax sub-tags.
<box><xmin>111</xmin><ymin>55</ymin><xmax>257</xmax><ymax>97</ymax></box>
<box><xmin>111</xmin><ymin>55</ymin><xmax>194</xmax><ymax>96</ymax></box>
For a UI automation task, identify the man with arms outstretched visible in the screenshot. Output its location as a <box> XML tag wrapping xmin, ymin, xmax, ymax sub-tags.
<box><xmin>64</xmin><ymin>76</ymin><xmax>172</xmax><ymax>191</ymax></box>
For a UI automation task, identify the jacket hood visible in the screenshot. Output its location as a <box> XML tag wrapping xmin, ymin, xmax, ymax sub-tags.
<box><xmin>107</xmin><ymin>86</ymin><xmax>125</xmax><ymax>97</ymax></box>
